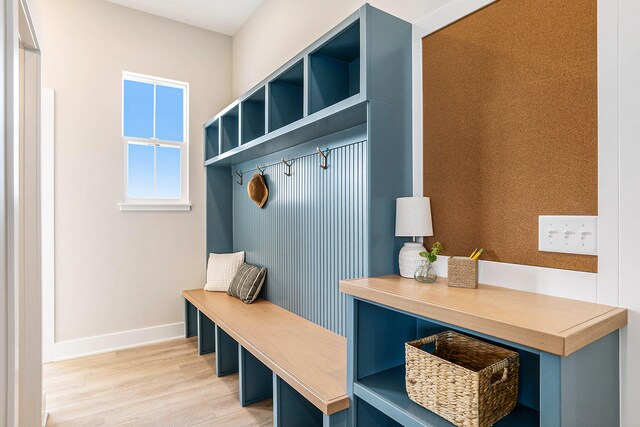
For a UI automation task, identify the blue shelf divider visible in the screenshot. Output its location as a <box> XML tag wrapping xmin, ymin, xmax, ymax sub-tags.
<box><xmin>204</xmin><ymin>119</ymin><xmax>219</xmax><ymax>160</ymax></box>
<box><xmin>221</xmin><ymin>106</ymin><xmax>239</xmax><ymax>154</ymax></box>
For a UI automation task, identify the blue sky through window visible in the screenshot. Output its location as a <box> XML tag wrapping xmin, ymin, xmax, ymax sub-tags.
<box><xmin>124</xmin><ymin>76</ymin><xmax>185</xmax><ymax>200</ymax></box>
<box><xmin>123</xmin><ymin>80</ymin><xmax>154</xmax><ymax>139</ymax></box>
<box><xmin>156</xmin><ymin>146</ymin><xmax>181</xmax><ymax>199</ymax></box>
<box><xmin>127</xmin><ymin>144</ymin><xmax>155</xmax><ymax>198</ymax></box>
<box><xmin>156</xmin><ymin>85</ymin><xmax>184</xmax><ymax>142</ymax></box>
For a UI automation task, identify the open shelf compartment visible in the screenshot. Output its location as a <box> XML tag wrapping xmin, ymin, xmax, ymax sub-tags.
<box><xmin>309</xmin><ymin>20</ymin><xmax>361</xmax><ymax>115</ymax></box>
<box><xmin>204</xmin><ymin>119</ymin><xmax>220</xmax><ymax>161</ymax></box>
<box><xmin>269</xmin><ymin>60</ymin><xmax>304</xmax><ymax>132</ymax></box>
<box><xmin>205</xmin><ymin>98</ymin><xmax>366</xmax><ymax>167</ymax></box>
<box><xmin>221</xmin><ymin>106</ymin><xmax>239</xmax><ymax>154</ymax></box>
<box><xmin>353</xmin><ymin>300</ymin><xmax>541</xmax><ymax>427</ymax></box>
<box><xmin>355</xmin><ymin>366</ymin><xmax>539</xmax><ymax>427</ymax></box>
<box><xmin>241</xmin><ymin>87</ymin><xmax>266</xmax><ymax>144</ymax></box>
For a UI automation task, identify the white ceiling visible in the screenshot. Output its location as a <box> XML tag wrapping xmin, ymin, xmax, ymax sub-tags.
<box><xmin>104</xmin><ymin>0</ymin><xmax>264</xmax><ymax>35</ymax></box>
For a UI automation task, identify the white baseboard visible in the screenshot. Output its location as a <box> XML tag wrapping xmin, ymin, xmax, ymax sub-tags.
<box><xmin>47</xmin><ymin>322</ymin><xmax>185</xmax><ymax>362</ymax></box>
<box><xmin>432</xmin><ymin>256</ymin><xmax>597</xmax><ymax>303</ymax></box>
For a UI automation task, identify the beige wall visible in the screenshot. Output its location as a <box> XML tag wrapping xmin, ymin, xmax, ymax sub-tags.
<box><xmin>41</xmin><ymin>0</ymin><xmax>232</xmax><ymax>342</ymax></box>
<box><xmin>232</xmin><ymin>0</ymin><xmax>450</xmax><ymax>97</ymax></box>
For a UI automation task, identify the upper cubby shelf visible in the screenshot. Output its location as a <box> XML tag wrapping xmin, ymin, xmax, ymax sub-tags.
<box><xmin>221</xmin><ymin>105</ymin><xmax>239</xmax><ymax>155</ymax></box>
<box><xmin>309</xmin><ymin>21</ymin><xmax>361</xmax><ymax>115</ymax></box>
<box><xmin>241</xmin><ymin>87</ymin><xmax>266</xmax><ymax>144</ymax></box>
<box><xmin>205</xmin><ymin>98</ymin><xmax>367</xmax><ymax>167</ymax></box>
<box><xmin>203</xmin><ymin>4</ymin><xmax>407</xmax><ymax>167</ymax></box>
<box><xmin>269</xmin><ymin>60</ymin><xmax>304</xmax><ymax>132</ymax></box>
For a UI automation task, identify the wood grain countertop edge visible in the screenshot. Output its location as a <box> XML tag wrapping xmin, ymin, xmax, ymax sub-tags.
<box><xmin>339</xmin><ymin>277</ymin><xmax>628</xmax><ymax>357</ymax></box>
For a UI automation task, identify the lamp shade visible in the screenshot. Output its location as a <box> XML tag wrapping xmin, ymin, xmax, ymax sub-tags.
<box><xmin>395</xmin><ymin>197</ymin><xmax>433</xmax><ymax>237</ymax></box>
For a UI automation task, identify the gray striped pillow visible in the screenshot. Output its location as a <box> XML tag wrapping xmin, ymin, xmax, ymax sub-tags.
<box><xmin>227</xmin><ymin>263</ymin><xmax>267</xmax><ymax>304</ymax></box>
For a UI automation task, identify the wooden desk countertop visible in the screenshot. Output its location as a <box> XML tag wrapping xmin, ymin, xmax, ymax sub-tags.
<box><xmin>339</xmin><ymin>275</ymin><xmax>627</xmax><ymax>356</ymax></box>
<box><xmin>182</xmin><ymin>289</ymin><xmax>348</xmax><ymax>415</ymax></box>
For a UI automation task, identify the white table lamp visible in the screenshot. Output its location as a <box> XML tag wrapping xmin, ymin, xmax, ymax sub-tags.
<box><xmin>396</xmin><ymin>197</ymin><xmax>434</xmax><ymax>278</ymax></box>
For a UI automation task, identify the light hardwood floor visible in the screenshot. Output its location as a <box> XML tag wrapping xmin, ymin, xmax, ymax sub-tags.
<box><xmin>43</xmin><ymin>338</ymin><xmax>273</xmax><ymax>426</ymax></box>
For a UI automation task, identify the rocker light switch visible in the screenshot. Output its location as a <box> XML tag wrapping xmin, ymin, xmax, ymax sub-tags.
<box><xmin>538</xmin><ymin>216</ymin><xmax>597</xmax><ymax>256</ymax></box>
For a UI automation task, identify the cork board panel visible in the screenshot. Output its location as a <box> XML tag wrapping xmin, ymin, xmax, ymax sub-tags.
<box><xmin>423</xmin><ymin>0</ymin><xmax>597</xmax><ymax>272</ymax></box>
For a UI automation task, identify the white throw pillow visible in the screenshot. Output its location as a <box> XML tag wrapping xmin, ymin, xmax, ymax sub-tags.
<box><xmin>204</xmin><ymin>251</ymin><xmax>245</xmax><ymax>292</ymax></box>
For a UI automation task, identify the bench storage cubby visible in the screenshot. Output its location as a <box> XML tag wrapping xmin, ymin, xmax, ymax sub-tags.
<box><xmin>183</xmin><ymin>290</ymin><xmax>349</xmax><ymax>426</ymax></box>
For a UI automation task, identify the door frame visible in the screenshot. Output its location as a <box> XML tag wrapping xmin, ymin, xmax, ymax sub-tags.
<box><xmin>2</xmin><ymin>0</ymin><xmax>42</xmax><ymax>425</ymax></box>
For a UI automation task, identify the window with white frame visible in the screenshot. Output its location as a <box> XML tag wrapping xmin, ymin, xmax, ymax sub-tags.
<box><xmin>121</xmin><ymin>72</ymin><xmax>189</xmax><ymax>209</ymax></box>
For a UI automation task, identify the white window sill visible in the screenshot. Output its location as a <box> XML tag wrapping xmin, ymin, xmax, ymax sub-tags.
<box><xmin>118</xmin><ymin>202</ymin><xmax>191</xmax><ymax>212</ymax></box>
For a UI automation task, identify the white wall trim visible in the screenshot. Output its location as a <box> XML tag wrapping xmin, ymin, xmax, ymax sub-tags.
<box><xmin>1</xmin><ymin>1</ymin><xmax>13</xmax><ymax>422</ymax></box>
<box><xmin>46</xmin><ymin>322</ymin><xmax>185</xmax><ymax>363</ymax></box>
<box><xmin>411</xmin><ymin>0</ymin><xmax>602</xmax><ymax>304</ymax></box>
<box><xmin>431</xmin><ymin>256</ymin><xmax>597</xmax><ymax>302</ymax></box>
<box><xmin>596</xmin><ymin>0</ymin><xmax>620</xmax><ymax>307</ymax></box>
<box><xmin>118</xmin><ymin>202</ymin><xmax>192</xmax><ymax>212</ymax></box>
<box><xmin>41</xmin><ymin>88</ymin><xmax>55</xmax><ymax>364</ymax></box>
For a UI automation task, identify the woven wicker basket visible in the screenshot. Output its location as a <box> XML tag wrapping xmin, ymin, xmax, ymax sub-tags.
<box><xmin>406</xmin><ymin>331</ymin><xmax>519</xmax><ymax>427</ymax></box>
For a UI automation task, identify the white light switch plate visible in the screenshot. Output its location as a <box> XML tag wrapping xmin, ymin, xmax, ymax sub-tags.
<box><xmin>538</xmin><ymin>216</ymin><xmax>597</xmax><ymax>256</ymax></box>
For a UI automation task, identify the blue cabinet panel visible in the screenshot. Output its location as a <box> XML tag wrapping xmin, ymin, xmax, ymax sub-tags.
<box><xmin>233</xmin><ymin>134</ymin><xmax>367</xmax><ymax>336</ymax></box>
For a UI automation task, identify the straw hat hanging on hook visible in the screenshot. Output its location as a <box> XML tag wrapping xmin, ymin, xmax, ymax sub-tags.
<box><xmin>247</xmin><ymin>165</ymin><xmax>268</xmax><ymax>208</ymax></box>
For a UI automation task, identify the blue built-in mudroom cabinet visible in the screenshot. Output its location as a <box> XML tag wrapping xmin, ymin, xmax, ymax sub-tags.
<box><xmin>204</xmin><ymin>4</ymin><xmax>412</xmax><ymax>337</ymax></box>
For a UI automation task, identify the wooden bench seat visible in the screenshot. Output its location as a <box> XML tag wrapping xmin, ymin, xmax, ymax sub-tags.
<box><xmin>182</xmin><ymin>289</ymin><xmax>349</xmax><ymax>419</ymax></box>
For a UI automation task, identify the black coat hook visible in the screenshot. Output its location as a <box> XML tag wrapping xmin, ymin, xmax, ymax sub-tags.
<box><xmin>282</xmin><ymin>158</ymin><xmax>294</xmax><ymax>177</ymax></box>
<box><xmin>317</xmin><ymin>147</ymin><xmax>330</xmax><ymax>170</ymax></box>
<box><xmin>257</xmin><ymin>164</ymin><xmax>266</xmax><ymax>175</ymax></box>
<box><xmin>235</xmin><ymin>171</ymin><xmax>243</xmax><ymax>185</ymax></box>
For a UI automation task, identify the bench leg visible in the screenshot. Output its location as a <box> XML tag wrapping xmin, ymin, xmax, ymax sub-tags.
<box><xmin>215</xmin><ymin>325</ymin><xmax>239</xmax><ymax>376</ymax></box>
<box><xmin>197</xmin><ymin>310</ymin><xmax>216</xmax><ymax>355</ymax></box>
<box><xmin>273</xmin><ymin>373</ymin><xmax>323</xmax><ymax>427</ymax></box>
<box><xmin>323</xmin><ymin>411</ymin><xmax>348</xmax><ymax>427</ymax></box>
<box><xmin>184</xmin><ymin>299</ymin><xmax>198</xmax><ymax>338</ymax></box>
<box><xmin>239</xmin><ymin>345</ymin><xmax>273</xmax><ymax>406</ymax></box>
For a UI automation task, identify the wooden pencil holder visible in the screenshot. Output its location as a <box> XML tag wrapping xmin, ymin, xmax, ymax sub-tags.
<box><xmin>447</xmin><ymin>257</ymin><xmax>478</xmax><ymax>289</ymax></box>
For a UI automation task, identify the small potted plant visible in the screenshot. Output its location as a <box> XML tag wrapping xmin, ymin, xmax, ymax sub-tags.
<box><xmin>415</xmin><ymin>242</ymin><xmax>443</xmax><ymax>283</ymax></box>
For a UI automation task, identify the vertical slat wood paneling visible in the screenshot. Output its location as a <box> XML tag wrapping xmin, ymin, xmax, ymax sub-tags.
<box><xmin>233</xmin><ymin>141</ymin><xmax>367</xmax><ymax>336</ymax></box>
